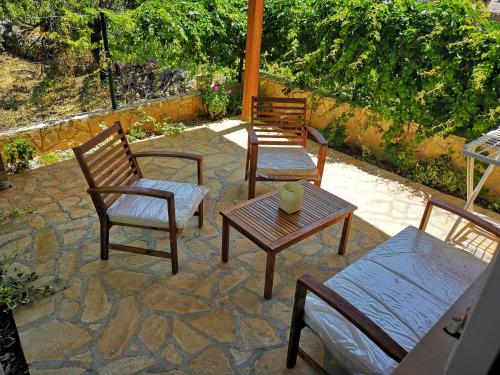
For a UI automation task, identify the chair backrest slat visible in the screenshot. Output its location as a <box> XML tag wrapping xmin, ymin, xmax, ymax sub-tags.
<box><xmin>73</xmin><ymin>122</ymin><xmax>142</xmax><ymax>210</ymax></box>
<box><xmin>251</xmin><ymin>96</ymin><xmax>307</xmax><ymax>146</ymax></box>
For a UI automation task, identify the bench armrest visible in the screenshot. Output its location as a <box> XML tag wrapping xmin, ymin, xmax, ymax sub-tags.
<box><xmin>294</xmin><ymin>274</ymin><xmax>408</xmax><ymax>362</ymax></box>
<box><xmin>132</xmin><ymin>151</ymin><xmax>203</xmax><ymax>186</ymax></box>
<box><xmin>419</xmin><ymin>196</ymin><xmax>500</xmax><ymax>237</ymax></box>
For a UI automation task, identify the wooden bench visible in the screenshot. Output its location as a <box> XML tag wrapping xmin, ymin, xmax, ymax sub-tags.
<box><xmin>286</xmin><ymin>196</ymin><xmax>499</xmax><ymax>374</ymax></box>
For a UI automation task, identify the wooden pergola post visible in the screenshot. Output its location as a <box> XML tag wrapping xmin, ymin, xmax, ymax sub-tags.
<box><xmin>242</xmin><ymin>0</ymin><xmax>265</xmax><ymax>122</ymax></box>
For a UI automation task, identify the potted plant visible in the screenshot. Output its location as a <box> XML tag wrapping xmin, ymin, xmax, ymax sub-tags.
<box><xmin>198</xmin><ymin>80</ymin><xmax>232</xmax><ymax>120</ymax></box>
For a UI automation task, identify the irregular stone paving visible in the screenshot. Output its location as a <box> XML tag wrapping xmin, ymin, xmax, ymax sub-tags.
<box><xmin>1</xmin><ymin>119</ymin><xmax>498</xmax><ymax>375</ymax></box>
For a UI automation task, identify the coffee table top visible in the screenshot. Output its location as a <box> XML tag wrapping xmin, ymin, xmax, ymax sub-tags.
<box><xmin>220</xmin><ymin>181</ymin><xmax>357</xmax><ymax>252</ymax></box>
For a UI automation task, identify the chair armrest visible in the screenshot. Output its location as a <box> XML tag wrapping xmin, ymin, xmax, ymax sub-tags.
<box><xmin>132</xmin><ymin>151</ymin><xmax>203</xmax><ymax>186</ymax></box>
<box><xmin>296</xmin><ymin>274</ymin><xmax>408</xmax><ymax>362</ymax></box>
<box><xmin>419</xmin><ymin>196</ymin><xmax>500</xmax><ymax>237</ymax></box>
<box><xmin>88</xmin><ymin>186</ymin><xmax>173</xmax><ymax>200</ymax></box>
<box><xmin>246</xmin><ymin>125</ymin><xmax>259</xmax><ymax>146</ymax></box>
<box><xmin>133</xmin><ymin>151</ymin><xmax>202</xmax><ymax>162</ymax></box>
<box><xmin>307</xmin><ymin>127</ymin><xmax>327</xmax><ymax>146</ymax></box>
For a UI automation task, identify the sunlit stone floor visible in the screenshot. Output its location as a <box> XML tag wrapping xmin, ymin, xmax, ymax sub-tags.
<box><xmin>0</xmin><ymin>119</ymin><xmax>497</xmax><ymax>374</ymax></box>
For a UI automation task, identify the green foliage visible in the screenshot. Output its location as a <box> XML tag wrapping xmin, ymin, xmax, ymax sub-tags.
<box><xmin>198</xmin><ymin>80</ymin><xmax>232</xmax><ymax>120</ymax></box>
<box><xmin>405</xmin><ymin>153</ymin><xmax>467</xmax><ymax>197</ymax></box>
<box><xmin>320</xmin><ymin>111</ymin><xmax>353</xmax><ymax>150</ymax></box>
<box><xmin>263</xmin><ymin>0</ymin><xmax>499</xmax><ymax>143</ymax></box>
<box><xmin>0</xmin><ymin>254</ymin><xmax>53</xmax><ymax>312</ymax></box>
<box><xmin>37</xmin><ymin>150</ymin><xmax>73</xmax><ymax>166</ymax></box>
<box><xmin>227</xmin><ymin>85</ymin><xmax>243</xmax><ymax>116</ymax></box>
<box><xmin>0</xmin><ymin>204</ymin><xmax>37</xmax><ymax>223</ymax></box>
<box><xmin>129</xmin><ymin>108</ymin><xmax>186</xmax><ymax>139</ymax></box>
<box><xmin>3</xmin><ymin>138</ymin><xmax>36</xmax><ymax>173</ymax></box>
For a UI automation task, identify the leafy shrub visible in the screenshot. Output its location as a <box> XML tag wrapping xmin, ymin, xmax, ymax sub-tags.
<box><xmin>128</xmin><ymin>109</ymin><xmax>186</xmax><ymax>140</ymax></box>
<box><xmin>0</xmin><ymin>254</ymin><xmax>53</xmax><ymax>312</ymax></box>
<box><xmin>3</xmin><ymin>138</ymin><xmax>36</xmax><ymax>173</ymax></box>
<box><xmin>403</xmin><ymin>153</ymin><xmax>467</xmax><ymax>197</ymax></box>
<box><xmin>198</xmin><ymin>81</ymin><xmax>232</xmax><ymax>120</ymax></box>
<box><xmin>263</xmin><ymin>0</ymin><xmax>499</xmax><ymax>144</ymax></box>
<box><xmin>0</xmin><ymin>204</ymin><xmax>36</xmax><ymax>224</ymax></box>
<box><xmin>227</xmin><ymin>85</ymin><xmax>243</xmax><ymax>116</ymax></box>
<box><xmin>37</xmin><ymin>150</ymin><xmax>73</xmax><ymax>166</ymax></box>
<box><xmin>320</xmin><ymin>111</ymin><xmax>353</xmax><ymax>150</ymax></box>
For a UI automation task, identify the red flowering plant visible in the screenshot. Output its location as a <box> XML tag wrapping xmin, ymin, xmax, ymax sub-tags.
<box><xmin>198</xmin><ymin>80</ymin><xmax>231</xmax><ymax>120</ymax></box>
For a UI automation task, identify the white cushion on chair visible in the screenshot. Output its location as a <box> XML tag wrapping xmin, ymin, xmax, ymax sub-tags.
<box><xmin>303</xmin><ymin>226</ymin><xmax>486</xmax><ymax>374</ymax></box>
<box><xmin>107</xmin><ymin>178</ymin><xmax>208</xmax><ymax>229</ymax></box>
<box><xmin>256</xmin><ymin>146</ymin><xmax>319</xmax><ymax>179</ymax></box>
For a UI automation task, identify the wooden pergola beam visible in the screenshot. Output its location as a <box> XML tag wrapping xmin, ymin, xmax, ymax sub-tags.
<box><xmin>242</xmin><ymin>0</ymin><xmax>265</xmax><ymax>122</ymax></box>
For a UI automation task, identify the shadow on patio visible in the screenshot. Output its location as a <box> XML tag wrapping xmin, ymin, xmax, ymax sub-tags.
<box><xmin>0</xmin><ymin>119</ymin><xmax>497</xmax><ymax>374</ymax></box>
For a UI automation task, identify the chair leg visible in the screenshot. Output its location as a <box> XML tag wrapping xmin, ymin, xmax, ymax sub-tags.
<box><xmin>314</xmin><ymin>178</ymin><xmax>321</xmax><ymax>187</ymax></box>
<box><xmin>245</xmin><ymin>147</ymin><xmax>250</xmax><ymax>181</ymax></box>
<box><xmin>100</xmin><ymin>217</ymin><xmax>109</xmax><ymax>260</ymax></box>
<box><xmin>248</xmin><ymin>175</ymin><xmax>256</xmax><ymax>199</ymax></box>
<box><xmin>198</xmin><ymin>201</ymin><xmax>204</xmax><ymax>229</ymax></box>
<box><xmin>287</xmin><ymin>280</ymin><xmax>307</xmax><ymax>369</ymax></box>
<box><xmin>170</xmin><ymin>229</ymin><xmax>178</xmax><ymax>275</ymax></box>
<box><xmin>248</xmin><ymin>145</ymin><xmax>258</xmax><ymax>199</ymax></box>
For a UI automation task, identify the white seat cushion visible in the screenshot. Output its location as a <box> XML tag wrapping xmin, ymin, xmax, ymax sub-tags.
<box><xmin>304</xmin><ymin>226</ymin><xmax>486</xmax><ymax>374</ymax></box>
<box><xmin>256</xmin><ymin>146</ymin><xmax>319</xmax><ymax>179</ymax></box>
<box><xmin>107</xmin><ymin>178</ymin><xmax>208</xmax><ymax>229</ymax></box>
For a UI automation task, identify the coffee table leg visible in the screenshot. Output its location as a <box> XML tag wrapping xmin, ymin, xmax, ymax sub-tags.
<box><xmin>264</xmin><ymin>252</ymin><xmax>276</xmax><ymax>299</ymax></box>
<box><xmin>222</xmin><ymin>217</ymin><xmax>229</xmax><ymax>263</ymax></box>
<box><xmin>338</xmin><ymin>213</ymin><xmax>353</xmax><ymax>255</ymax></box>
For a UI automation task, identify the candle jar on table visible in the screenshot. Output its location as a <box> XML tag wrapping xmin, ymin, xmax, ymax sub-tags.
<box><xmin>279</xmin><ymin>182</ymin><xmax>304</xmax><ymax>214</ymax></box>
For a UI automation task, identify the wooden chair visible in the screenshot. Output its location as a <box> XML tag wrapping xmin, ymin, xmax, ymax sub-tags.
<box><xmin>245</xmin><ymin>96</ymin><xmax>328</xmax><ymax>199</ymax></box>
<box><xmin>73</xmin><ymin>121</ymin><xmax>207</xmax><ymax>274</ymax></box>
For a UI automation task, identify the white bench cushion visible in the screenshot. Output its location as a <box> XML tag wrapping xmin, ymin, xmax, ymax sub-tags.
<box><xmin>256</xmin><ymin>146</ymin><xmax>319</xmax><ymax>179</ymax></box>
<box><xmin>304</xmin><ymin>226</ymin><xmax>486</xmax><ymax>374</ymax></box>
<box><xmin>107</xmin><ymin>178</ymin><xmax>208</xmax><ymax>229</ymax></box>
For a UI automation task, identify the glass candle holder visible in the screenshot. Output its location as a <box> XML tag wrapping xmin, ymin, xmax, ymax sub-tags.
<box><xmin>279</xmin><ymin>182</ymin><xmax>304</xmax><ymax>214</ymax></box>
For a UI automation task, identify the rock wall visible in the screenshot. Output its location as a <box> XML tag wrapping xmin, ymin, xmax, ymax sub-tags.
<box><xmin>0</xmin><ymin>93</ymin><xmax>202</xmax><ymax>154</ymax></box>
<box><xmin>260</xmin><ymin>77</ymin><xmax>499</xmax><ymax>198</ymax></box>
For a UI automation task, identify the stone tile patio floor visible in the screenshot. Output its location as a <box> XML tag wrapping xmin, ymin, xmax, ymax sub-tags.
<box><xmin>1</xmin><ymin>119</ymin><xmax>498</xmax><ymax>375</ymax></box>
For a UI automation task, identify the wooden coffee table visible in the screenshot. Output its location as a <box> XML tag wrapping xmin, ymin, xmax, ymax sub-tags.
<box><xmin>220</xmin><ymin>181</ymin><xmax>357</xmax><ymax>299</ymax></box>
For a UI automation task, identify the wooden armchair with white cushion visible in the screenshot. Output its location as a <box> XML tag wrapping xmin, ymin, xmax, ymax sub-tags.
<box><xmin>287</xmin><ymin>197</ymin><xmax>499</xmax><ymax>374</ymax></box>
<box><xmin>245</xmin><ymin>96</ymin><xmax>328</xmax><ymax>199</ymax></box>
<box><xmin>73</xmin><ymin>121</ymin><xmax>208</xmax><ymax>275</ymax></box>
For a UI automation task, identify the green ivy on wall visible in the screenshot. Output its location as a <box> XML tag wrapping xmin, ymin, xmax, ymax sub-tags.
<box><xmin>262</xmin><ymin>0</ymin><xmax>499</xmax><ymax>166</ymax></box>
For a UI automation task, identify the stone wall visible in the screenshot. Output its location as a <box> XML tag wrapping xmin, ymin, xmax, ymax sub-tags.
<box><xmin>260</xmin><ymin>77</ymin><xmax>500</xmax><ymax>198</ymax></box>
<box><xmin>0</xmin><ymin>93</ymin><xmax>202</xmax><ymax>154</ymax></box>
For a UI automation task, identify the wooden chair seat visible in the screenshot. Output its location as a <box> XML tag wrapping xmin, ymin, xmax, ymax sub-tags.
<box><xmin>107</xmin><ymin>178</ymin><xmax>208</xmax><ymax>229</ymax></box>
<box><xmin>256</xmin><ymin>146</ymin><xmax>320</xmax><ymax>179</ymax></box>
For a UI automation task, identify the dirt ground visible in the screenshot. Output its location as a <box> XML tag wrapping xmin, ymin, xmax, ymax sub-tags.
<box><xmin>0</xmin><ymin>52</ymin><xmax>109</xmax><ymax>130</ymax></box>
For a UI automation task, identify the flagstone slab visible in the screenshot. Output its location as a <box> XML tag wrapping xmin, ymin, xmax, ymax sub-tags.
<box><xmin>81</xmin><ymin>277</ymin><xmax>111</xmax><ymax>322</ymax></box>
<box><xmin>190</xmin><ymin>312</ymin><xmax>237</xmax><ymax>343</ymax></box>
<box><xmin>98</xmin><ymin>296</ymin><xmax>140</xmax><ymax>359</ymax></box>
<box><xmin>173</xmin><ymin>317</ymin><xmax>208</xmax><ymax>353</ymax></box>
<box><xmin>143</xmin><ymin>283</ymin><xmax>209</xmax><ymax>313</ymax></box>
<box><xmin>21</xmin><ymin>322</ymin><xmax>91</xmax><ymax>362</ymax></box>
<box><xmin>190</xmin><ymin>348</ymin><xmax>234</xmax><ymax>375</ymax></box>
<box><xmin>139</xmin><ymin>315</ymin><xmax>169</xmax><ymax>352</ymax></box>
